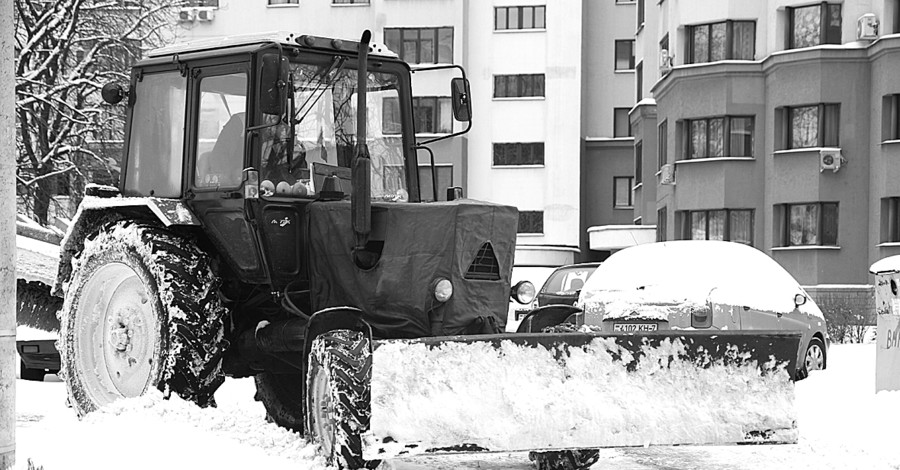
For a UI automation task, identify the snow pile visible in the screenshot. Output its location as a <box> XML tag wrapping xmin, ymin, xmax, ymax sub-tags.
<box><xmin>368</xmin><ymin>336</ymin><xmax>795</xmax><ymax>458</ymax></box>
<box><xmin>15</xmin><ymin>234</ymin><xmax>60</xmax><ymax>286</ymax></box>
<box><xmin>16</xmin><ymin>379</ymin><xmax>322</xmax><ymax>470</ymax></box>
<box><xmin>15</xmin><ymin>325</ymin><xmax>57</xmax><ymax>341</ymax></box>
<box><xmin>580</xmin><ymin>241</ymin><xmax>823</xmax><ymax>322</ymax></box>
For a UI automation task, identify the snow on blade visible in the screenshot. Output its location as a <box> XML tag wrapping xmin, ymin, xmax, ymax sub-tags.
<box><xmin>367</xmin><ymin>336</ymin><xmax>796</xmax><ymax>459</ymax></box>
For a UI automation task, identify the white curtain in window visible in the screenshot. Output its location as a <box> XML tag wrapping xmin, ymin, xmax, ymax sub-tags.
<box><xmin>791</xmin><ymin>106</ymin><xmax>819</xmax><ymax>148</ymax></box>
<box><xmin>792</xmin><ymin>5</ymin><xmax>821</xmax><ymax>48</ymax></box>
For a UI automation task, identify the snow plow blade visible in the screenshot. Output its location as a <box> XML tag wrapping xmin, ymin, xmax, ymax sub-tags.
<box><xmin>365</xmin><ymin>330</ymin><xmax>801</xmax><ymax>459</ymax></box>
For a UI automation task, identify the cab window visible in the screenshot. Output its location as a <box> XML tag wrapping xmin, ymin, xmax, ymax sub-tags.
<box><xmin>194</xmin><ymin>72</ymin><xmax>248</xmax><ymax>189</ymax></box>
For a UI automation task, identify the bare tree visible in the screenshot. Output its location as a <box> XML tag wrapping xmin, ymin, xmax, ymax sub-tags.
<box><xmin>14</xmin><ymin>0</ymin><xmax>179</xmax><ymax>225</ymax></box>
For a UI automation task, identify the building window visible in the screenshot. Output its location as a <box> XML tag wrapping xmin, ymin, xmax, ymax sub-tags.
<box><xmin>615</xmin><ymin>0</ymin><xmax>633</xmax><ymax>3</ymax></box>
<box><xmin>418</xmin><ymin>164</ymin><xmax>453</xmax><ymax>202</ymax></box>
<box><xmin>785</xmin><ymin>104</ymin><xmax>839</xmax><ymax>149</ymax></box>
<box><xmin>883</xmin><ymin>94</ymin><xmax>900</xmax><ymax>141</ymax></box>
<box><xmin>634</xmin><ymin>141</ymin><xmax>642</xmax><ymax>184</ymax></box>
<box><xmin>788</xmin><ymin>3</ymin><xmax>842</xmax><ymax>49</ymax></box>
<box><xmin>682</xmin><ymin>209</ymin><xmax>753</xmax><ymax>245</ymax></box>
<box><xmin>688</xmin><ymin>21</ymin><xmax>755</xmax><ymax>63</ymax></box>
<box><xmin>614</xmin><ymin>176</ymin><xmax>634</xmax><ymax>208</ymax></box>
<box><xmin>883</xmin><ymin>197</ymin><xmax>900</xmax><ymax>243</ymax></box>
<box><xmin>635</xmin><ymin>61</ymin><xmax>643</xmax><ymax>101</ymax></box>
<box><xmin>657</xmin><ymin>206</ymin><xmax>667</xmax><ymax>241</ymax></box>
<box><xmin>518</xmin><ymin>210</ymin><xmax>544</xmax><ymax>234</ymax></box>
<box><xmin>637</xmin><ymin>0</ymin><xmax>645</xmax><ymax>29</ymax></box>
<box><xmin>658</xmin><ymin>120</ymin><xmax>667</xmax><ymax>169</ymax></box>
<box><xmin>493</xmin><ymin>142</ymin><xmax>544</xmax><ymax>166</ymax></box>
<box><xmin>268</xmin><ymin>0</ymin><xmax>298</xmax><ymax>4</ymax></box>
<box><xmin>412</xmin><ymin>97</ymin><xmax>451</xmax><ymax>134</ymax></box>
<box><xmin>614</xmin><ymin>108</ymin><xmax>632</xmax><ymax>137</ymax></box>
<box><xmin>185</xmin><ymin>0</ymin><xmax>218</xmax><ymax>6</ymax></box>
<box><xmin>384</xmin><ymin>27</ymin><xmax>453</xmax><ymax>64</ymax></box>
<box><xmin>495</xmin><ymin>6</ymin><xmax>546</xmax><ymax>31</ymax></box>
<box><xmin>615</xmin><ymin>40</ymin><xmax>635</xmax><ymax>70</ymax></box>
<box><xmin>781</xmin><ymin>202</ymin><xmax>838</xmax><ymax>246</ymax></box>
<box><xmin>686</xmin><ymin>116</ymin><xmax>754</xmax><ymax>159</ymax></box>
<box><xmin>494</xmin><ymin>74</ymin><xmax>545</xmax><ymax>99</ymax></box>
<box><xmin>333</xmin><ymin>0</ymin><xmax>369</xmax><ymax>3</ymax></box>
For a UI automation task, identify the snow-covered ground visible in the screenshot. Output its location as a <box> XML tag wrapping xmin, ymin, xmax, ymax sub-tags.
<box><xmin>12</xmin><ymin>343</ymin><xmax>898</xmax><ymax>470</ymax></box>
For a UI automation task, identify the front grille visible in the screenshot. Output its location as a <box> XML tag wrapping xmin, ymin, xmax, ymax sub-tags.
<box><xmin>465</xmin><ymin>242</ymin><xmax>501</xmax><ymax>280</ymax></box>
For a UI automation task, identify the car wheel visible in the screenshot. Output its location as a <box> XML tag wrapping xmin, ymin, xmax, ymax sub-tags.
<box><xmin>797</xmin><ymin>337</ymin><xmax>826</xmax><ymax>380</ymax></box>
<box><xmin>20</xmin><ymin>360</ymin><xmax>45</xmax><ymax>382</ymax></box>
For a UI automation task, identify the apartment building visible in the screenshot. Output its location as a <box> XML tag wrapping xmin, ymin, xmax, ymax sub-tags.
<box><xmin>632</xmin><ymin>0</ymin><xmax>900</xmax><ymax>309</ymax></box>
<box><xmin>174</xmin><ymin>0</ymin><xmax>638</xmax><ymax>268</ymax></box>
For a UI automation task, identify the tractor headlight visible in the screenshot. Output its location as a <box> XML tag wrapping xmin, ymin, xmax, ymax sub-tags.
<box><xmin>433</xmin><ymin>278</ymin><xmax>453</xmax><ymax>303</ymax></box>
<box><xmin>511</xmin><ymin>280</ymin><xmax>536</xmax><ymax>305</ymax></box>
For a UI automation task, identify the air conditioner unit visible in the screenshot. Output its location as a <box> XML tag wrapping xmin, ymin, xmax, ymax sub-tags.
<box><xmin>660</xmin><ymin>163</ymin><xmax>676</xmax><ymax>185</ymax></box>
<box><xmin>857</xmin><ymin>14</ymin><xmax>879</xmax><ymax>40</ymax></box>
<box><xmin>196</xmin><ymin>7</ymin><xmax>215</xmax><ymax>22</ymax></box>
<box><xmin>819</xmin><ymin>148</ymin><xmax>843</xmax><ymax>173</ymax></box>
<box><xmin>178</xmin><ymin>7</ymin><xmax>197</xmax><ymax>23</ymax></box>
<box><xmin>659</xmin><ymin>49</ymin><xmax>674</xmax><ymax>75</ymax></box>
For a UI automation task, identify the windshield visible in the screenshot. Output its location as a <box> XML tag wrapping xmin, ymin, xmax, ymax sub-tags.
<box><xmin>258</xmin><ymin>54</ymin><xmax>408</xmax><ymax>201</ymax></box>
<box><xmin>541</xmin><ymin>265</ymin><xmax>599</xmax><ymax>295</ymax></box>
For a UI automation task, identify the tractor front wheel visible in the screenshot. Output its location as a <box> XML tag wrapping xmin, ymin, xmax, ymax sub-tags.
<box><xmin>307</xmin><ymin>329</ymin><xmax>379</xmax><ymax>470</ymax></box>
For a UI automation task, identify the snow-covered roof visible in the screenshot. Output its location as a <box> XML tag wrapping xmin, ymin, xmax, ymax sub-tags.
<box><xmin>579</xmin><ymin>240</ymin><xmax>821</xmax><ymax>319</ymax></box>
<box><xmin>870</xmin><ymin>255</ymin><xmax>900</xmax><ymax>275</ymax></box>
<box><xmin>149</xmin><ymin>31</ymin><xmax>398</xmax><ymax>59</ymax></box>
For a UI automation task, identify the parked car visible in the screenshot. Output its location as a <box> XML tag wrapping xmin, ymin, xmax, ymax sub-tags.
<box><xmin>17</xmin><ymin>338</ymin><xmax>60</xmax><ymax>382</ymax></box>
<box><xmin>577</xmin><ymin>240</ymin><xmax>828</xmax><ymax>380</ymax></box>
<box><xmin>536</xmin><ymin>262</ymin><xmax>601</xmax><ymax>307</ymax></box>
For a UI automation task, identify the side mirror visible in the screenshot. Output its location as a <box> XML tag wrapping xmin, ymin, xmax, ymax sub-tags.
<box><xmin>101</xmin><ymin>82</ymin><xmax>127</xmax><ymax>105</ymax></box>
<box><xmin>451</xmin><ymin>77</ymin><xmax>471</xmax><ymax>122</ymax></box>
<box><xmin>794</xmin><ymin>293</ymin><xmax>807</xmax><ymax>308</ymax></box>
<box><xmin>259</xmin><ymin>54</ymin><xmax>289</xmax><ymax>116</ymax></box>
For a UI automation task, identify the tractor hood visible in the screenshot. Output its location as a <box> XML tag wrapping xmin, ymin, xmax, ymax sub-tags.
<box><xmin>306</xmin><ymin>199</ymin><xmax>518</xmax><ymax>338</ymax></box>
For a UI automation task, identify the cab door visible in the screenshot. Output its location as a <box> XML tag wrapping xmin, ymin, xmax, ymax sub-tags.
<box><xmin>187</xmin><ymin>63</ymin><xmax>265</xmax><ymax>283</ymax></box>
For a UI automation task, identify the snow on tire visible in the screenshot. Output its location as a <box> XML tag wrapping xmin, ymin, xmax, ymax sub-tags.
<box><xmin>529</xmin><ymin>449</ymin><xmax>601</xmax><ymax>470</ymax></box>
<box><xmin>58</xmin><ymin>220</ymin><xmax>228</xmax><ymax>416</ymax></box>
<box><xmin>307</xmin><ymin>329</ymin><xmax>379</xmax><ymax>470</ymax></box>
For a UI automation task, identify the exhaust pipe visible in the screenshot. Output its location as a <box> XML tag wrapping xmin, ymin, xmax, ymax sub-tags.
<box><xmin>352</xmin><ymin>30</ymin><xmax>373</xmax><ymax>268</ymax></box>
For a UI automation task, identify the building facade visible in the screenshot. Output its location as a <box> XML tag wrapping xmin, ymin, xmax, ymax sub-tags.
<box><xmin>634</xmin><ymin>0</ymin><xmax>900</xmax><ymax>312</ymax></box>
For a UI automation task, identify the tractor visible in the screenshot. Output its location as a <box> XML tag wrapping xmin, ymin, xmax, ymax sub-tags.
<box><xmin>50</xmin><ymin>30</ymin><xmax>803</xmax><ymax>470</ymax></box>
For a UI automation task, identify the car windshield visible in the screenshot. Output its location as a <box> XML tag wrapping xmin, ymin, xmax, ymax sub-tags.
<box><xmin>541</xmin><ymin>266</ymin><xmax>598</xmax><ymax>294</ymax></box>
<box><xmin>258</xmin><ymin>55</ymin><xmax>407</xmax><ymax>201</ymax></box>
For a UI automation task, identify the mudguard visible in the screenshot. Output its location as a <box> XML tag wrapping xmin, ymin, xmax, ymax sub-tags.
<box><xmin>53</xmin><ymin>196</ymin><xmax>200</xmax><ymax>295</ymax></box>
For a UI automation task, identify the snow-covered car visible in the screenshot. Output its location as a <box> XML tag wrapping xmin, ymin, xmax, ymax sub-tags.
<box><xmin>17</xmin><ymin>327</ymin><xmax>60</xmax><ymax>382</ymax></box>
<box><xmin>578</xmin><ymin>240</ymin><xmax>828</xmax><ymax>379</ymax></box>
<box><xmin>536</xmin><ymin>262</ymin><xmax>601</xmax><ymax>307</ymax></box>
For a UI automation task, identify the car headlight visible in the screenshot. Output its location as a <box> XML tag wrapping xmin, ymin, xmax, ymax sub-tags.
<box><xmin>511</xmin><ymin>280</ymin><xmax>536</xmax><ymax>305</ymax></box>
<box><xmin>433</xmin><ymin>278</ymin><xmax>453</xmax><ymax>303</ymax></box>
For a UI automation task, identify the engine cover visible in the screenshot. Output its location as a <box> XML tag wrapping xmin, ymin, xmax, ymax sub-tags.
<box><xmin>306</xmin><ymin>199</ymin><xmax>517</xmax><ymax>338</ymax></box>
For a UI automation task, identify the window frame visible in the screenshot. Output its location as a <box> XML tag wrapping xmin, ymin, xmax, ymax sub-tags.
<box><xmin>687</xmin><ymin>20</ymin><xmax>756</xmax><ymax>64</ymax></box>
<box><xmin>495</xmin><ymin>5</ymin><xmax>547</xmax><ymax>31</ymax></box>
<box><xmin>613</xmin><ymin>107</ymin><xmax>633</xmax><ymax>137</ymax></box>
<box><xmin>417</xmin><ymin>163</ymin><xmax>453</xmax><ymax>202</ymax></box>
<box><xmin>383</xmin><ymin>27</ymin><xmax>454</xmax><ymax>65</ymax></box>
<box><xmin>781</xmin><ymin>202</ymin><xmax>839</xmax><ymax>247</ymax></box>
<box><xmin>784</xmin><ymin>103</ymin><xmax>840</xmax><ymax>149</ymax></box>
<box><xmin>517</xmin><ymin>210</ymin><xmax>544</xmax><ymax>234</ymax></box>
<box><xmin>787</xmin><ymin>2</ymin><xmax>842</xmax><ymax>49</ymax></box>
<box><xmin>681</xmin><ymin>208</ymin><xmax>754</xmax><ymax>245</ymax></box>
<box><xmin>657</xmin><ymin>206</ymin><xmax>667</xmax><ymax>242</ymax></box>
<box><xmin>267</xmin><ymin>0</ymin><xmax>299</xmax><ymax>5</ymax></box>
<box><xmin>884</xmin><ymin>94</ymin><xmax>900</xmax><ymax>141</ymax></box>
<box><xmin>614</xmin><ymin>176</ymin><xmax>635</xmax><ymax>209</ymax></box>
<box><xmin>658</xmin><ymin>120</ymin><xmax>668</xmax><ymax>169</ymax></box>
<box><xmin>493</xmin><ymin>74</ymin><xmax>545</xmax><ymax>99</ymax></box>
<box><xmin>634</xmin><ymin>141</ymin><xmax>643</xmax><ymax>185</ymax></box>
<box><xmin>883</xmin><ymin>197</ymin><xmax>900</xmax><ymax>243</ymax></box>
<box><xmin>614</xmin><ymin>39</ymin><xmax>636</xmax><ymax>71</ymax></box>
<box><xmin>332</xmin><ymin>0</ymin><xmax>369</xmax><ymax>4</ymax></box>
<box><xmin>684</xmin><ymin>115</ymin><xmax>755</xmax><ymax>159</ymax></box>
<box><xmin>492</xmin><ymin>142</ymin><xmax>545</xmax><ymax>167</ymax></box>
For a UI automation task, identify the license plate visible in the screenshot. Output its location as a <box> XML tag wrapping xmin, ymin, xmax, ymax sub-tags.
<box><xmin>613</xmin><ymin>323</ymin><xmax>658</xmax><ymax>332</ymax></box>
<box><xmin>515</xmin><ymin>309</ymin><xmax>531</xmax><ymax>321</ymax></box>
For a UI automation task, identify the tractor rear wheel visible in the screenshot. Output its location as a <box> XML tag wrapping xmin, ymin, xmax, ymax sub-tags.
<box><xmin>255</xmin><ymin>372</ymin><xmax>306</xmax><ymax>432</ymax></box>
<box><xmin>307</xmin><ymin>329</ymin><xmax>379</xmax><ymax>470</ymax></box>
<box><xmin>58</xmin><ymin>221</ymin><xmax>228</xmax><ymax>416</ymax></box>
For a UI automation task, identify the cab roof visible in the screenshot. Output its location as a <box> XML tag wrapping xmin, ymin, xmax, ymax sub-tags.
<box><xmin>145</xmin><ymin>31</ymin><xmax>398</xmax><ymax>61</ymax></box>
